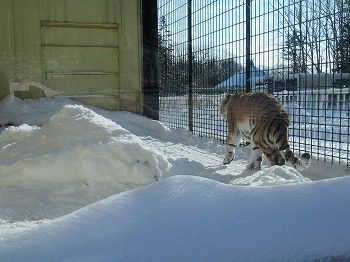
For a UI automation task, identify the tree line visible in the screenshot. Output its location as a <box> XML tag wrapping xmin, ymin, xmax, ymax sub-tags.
<box><xmin>279</xmin><ymin>0</ymin><xmax>350</xmax><ymax>73</ymax></box>
<box><xmin>158</xmin><ymin>16</ymin><xmax>242</xmax><ymax>95</ymax></box>
<box><xmin>158</xmin><ymin>0</ymin><xmax>350</xmax><ymax>95</ymax></box>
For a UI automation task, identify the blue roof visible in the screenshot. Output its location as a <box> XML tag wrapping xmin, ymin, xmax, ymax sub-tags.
<box><xmin>214</xmin><ymin>61</ymin><xmax>268</xmax><ymax>89</ymax></box>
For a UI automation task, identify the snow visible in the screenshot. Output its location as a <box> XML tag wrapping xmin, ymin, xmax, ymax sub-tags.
<box><xmin>0</xmin><ymin>95</ymin><xmax>350</xmax><ymax>261</ymax></box>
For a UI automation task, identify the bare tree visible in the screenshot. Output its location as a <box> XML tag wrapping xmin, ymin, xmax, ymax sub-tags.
<box><xmin>332</xmin><ymin>0</ymin><xmax>350</xmax><ymax>72</ymax></box>
<box><xmin>272</xmin><ymin>0</ymin><xmax>349</xmax><ymax>73</ymax></box>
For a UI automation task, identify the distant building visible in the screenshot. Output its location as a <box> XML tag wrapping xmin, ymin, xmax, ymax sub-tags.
<box><xmin>214</xmin><ymin>60</ymin><xmax>268</xmax><ymax>93</ymax></box>
<box><xmin>267</xmin><ymin>73</ymin><xmax>350</xmax><ymax>93</ymax></box>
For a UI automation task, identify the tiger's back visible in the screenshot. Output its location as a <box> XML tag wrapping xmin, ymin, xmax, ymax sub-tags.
<box><xmin>221</xmin><ymin>92</ymin><xmax>310</xmax><ymax>171</ymax></box>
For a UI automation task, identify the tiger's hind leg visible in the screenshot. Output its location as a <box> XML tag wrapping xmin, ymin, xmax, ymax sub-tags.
<box><xmin>262</xmin><ymin>147</ymin><xmax>285</xmax><ymax>167</ymax></box>
<box><xmin>247</xmin><ymin>144</ymin><xmax>263</xmax><ymax>170</ymax></box>
<box><xmin>223</xmin><ymin>129</ymin><xmax>241</xmax><ymax>165</ymax></box>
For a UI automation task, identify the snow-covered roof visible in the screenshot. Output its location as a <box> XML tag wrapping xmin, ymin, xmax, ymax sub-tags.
<box><xmin>214</xmin><ymin>60</ymin><xmax>268</xmax><ymax>89</ymax></box>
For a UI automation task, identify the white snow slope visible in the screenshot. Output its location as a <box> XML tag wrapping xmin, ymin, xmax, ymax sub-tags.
<box><xmin>0</xmin><ymin>95</ymin><xmax>350</xmax><ymax>261</ymax></box>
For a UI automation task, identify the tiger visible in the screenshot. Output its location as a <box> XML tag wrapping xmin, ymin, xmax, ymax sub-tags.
<box><xmin>220</xmin><ymin>92</ymin><xmax>311</xmax><ymax>171</ymax></box>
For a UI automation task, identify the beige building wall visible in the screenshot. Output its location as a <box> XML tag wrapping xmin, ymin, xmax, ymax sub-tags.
<box><xmin>0</xmin><ymin>0</ymin><xmax>142</xmax><ymax>113</ymax></box>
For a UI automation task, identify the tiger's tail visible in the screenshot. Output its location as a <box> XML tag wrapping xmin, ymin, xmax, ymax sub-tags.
<box><xmin>267</xmin><ymin>122</ymin><xmax>310</xmax><ymax>171</ymax></box>
<box><xmin>279</xmin><ymin>144</ymin><xmax>311</xmax><ymax>171</ymax></box>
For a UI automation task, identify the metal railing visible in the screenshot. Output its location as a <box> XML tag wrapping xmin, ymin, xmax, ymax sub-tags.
<box><xmin>157</xmin><ymin>0</ymin><xmax>350</xmax><ymax>167</ymax></box>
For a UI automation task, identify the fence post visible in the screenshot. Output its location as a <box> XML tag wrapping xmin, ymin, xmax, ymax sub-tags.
<box><xmin>188</xmin><ymin>0</ymin><xmax>193</xmax><ymax>132</ymax></box>
<box><xmin>142</xmin><ymin>0</ymin><xmax>159</xmax><ymax>120</ymax></box>
<box><xmin>245</xmin><ymin>0</ymin><xmax>251</xmax><ymax>93</ymax></box>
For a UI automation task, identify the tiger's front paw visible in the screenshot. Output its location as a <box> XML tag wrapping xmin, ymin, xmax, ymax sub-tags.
<box><xmin>223</xmin><ymin>152</ymin><xmax>235</xmax><ymax>165</ymax></box>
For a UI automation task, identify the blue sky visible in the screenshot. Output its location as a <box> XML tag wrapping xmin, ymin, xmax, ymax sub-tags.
<box><xmin>157</xmin><ymin>0</ymin><xmax>339</xmax><ymax>73</ymax></box>
<box><xmin>157</xmin><ymin>0</ymin><xmax>282</xmax><ymax>68</ymax></box>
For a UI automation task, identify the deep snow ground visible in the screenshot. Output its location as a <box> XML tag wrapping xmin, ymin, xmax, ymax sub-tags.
<box><xmin>1</xmin><ymin>174</ymin><xmax>350</xmax><ymax>262</ymax></box>
<box><xmin>0</xmin><ymin>95</ymin><xmax>348</xmax><ymax>222</ymax></box>
<box><xmin>0</xmin><ymin>95</ymin><xmax>350</xmax><ymax>261</ymax></box>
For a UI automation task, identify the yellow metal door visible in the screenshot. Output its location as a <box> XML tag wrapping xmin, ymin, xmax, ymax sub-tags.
<box><xmin>41</xmin><ymin>21</ymin><xmax>119</xmax><ymax>97</ymax></box>
<box><xmin>0</xmin><ymin>0</ymin><xmax>142</xmax><ymax>112</ymax></box>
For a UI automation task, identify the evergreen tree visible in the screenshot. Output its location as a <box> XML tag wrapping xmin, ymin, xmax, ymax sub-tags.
<box><xmin>334</xmin><ymin>1</ymin><xmax>350</xmax><ymax>73</ymax></box>
<box><xmin>282</xmin><ymin>29</ymin><xmax>307</xmax><ymax>73</ymax></box>
<box><xmin>158</xmin><ymin>16</ymin><xmax>175</xmax><ymax>95</ymax></box>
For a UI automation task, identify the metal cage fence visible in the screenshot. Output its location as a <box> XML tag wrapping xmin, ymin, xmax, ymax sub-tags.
<box><xmin>157</xmin><ymin>0</ymin><xmax>350</xmax><ymax>167</ymax></box>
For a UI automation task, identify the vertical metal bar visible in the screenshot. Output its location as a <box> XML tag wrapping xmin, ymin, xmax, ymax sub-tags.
<box><xmin>245</xmin><ymin>0</ymin><xmax>251</xmax><ymax>93</ymax></box>
<box><xmin>188</xmin><ymin>0</ymin><xmax>193</xmax><ymax>132</ymax></box>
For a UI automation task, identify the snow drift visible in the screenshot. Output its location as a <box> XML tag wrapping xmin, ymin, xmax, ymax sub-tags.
<box><xmin>0</xmin><ymin>103</ymin><xmax>168</xmax><ymax>221</ymax></box>
<box><xmin>0</xmin><ymin>95</ymin><xmax>350</xmax><ymax>261</ymax></box>
<box><xmin>1</xmin><ymin>175</ymin><xmax>350</xmax><ymax>262</ymax></box>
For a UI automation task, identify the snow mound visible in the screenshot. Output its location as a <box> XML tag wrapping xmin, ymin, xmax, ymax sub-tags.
<box><xmin>0</xmin><ymin>104</ymin><xmax>169</xmax><ymax>220</ymax></box>
<box><xmin>0</xmin><ymin>95</ymin><xmax>70</xmax><ymax>126</ymax></box>
<box><xmin>1</xmin><ymin>175</ymin><xmax>350</xmax><ymax>262</ymax></box>
<box><xmin>251</xmin><ymin>165</ymin><xmax>310</xmax><ymax>186</ymax></box>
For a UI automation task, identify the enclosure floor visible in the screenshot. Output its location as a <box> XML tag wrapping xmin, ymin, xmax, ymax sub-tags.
<box><xmin>141</xmin><ymin>133</ymin><xmax>349</xmax><ymax>186</ymax></box>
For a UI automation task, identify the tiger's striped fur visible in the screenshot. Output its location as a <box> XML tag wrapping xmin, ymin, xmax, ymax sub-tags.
<box><xmin>220</xmin><ymin>92</ymin><xmax>310</xmax><ymax>171</ymax></box>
